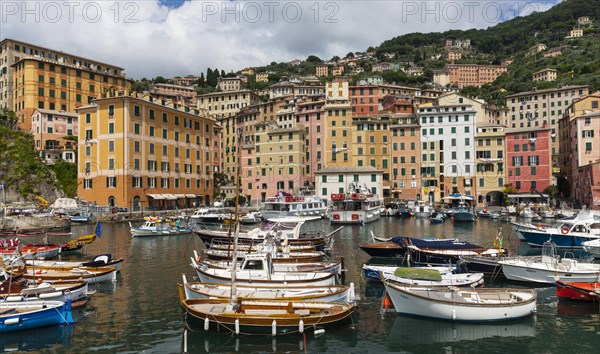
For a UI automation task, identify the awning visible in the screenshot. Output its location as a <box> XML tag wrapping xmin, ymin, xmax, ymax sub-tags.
<box><xmin>164</xmin><ymin>194</ymin><xmax>177</xmax><ymax>200</ymax></box>
<box><xmin>147</xmin><ymin>194</ymin><xmax>166</xmax><ymax>200</ymax></box>
<box><xmin>174</xmin><ymin>194</ymin><xmax>186</xmax><ymax>198</ymax></box>
<box><xmin>185</xmin><ymin>194</ymin><xmax>196</xmax><ymax>198</ymax></box>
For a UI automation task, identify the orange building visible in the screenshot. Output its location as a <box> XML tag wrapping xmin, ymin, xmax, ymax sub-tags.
<box><xmin>76</xmin><ymin>93</ymin><xmax>218</xmax><ymax>210</ymax></box>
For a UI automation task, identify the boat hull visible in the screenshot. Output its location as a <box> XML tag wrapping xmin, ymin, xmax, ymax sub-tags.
<box><xmin>329</xmin><ymin>210</ymin><xmax>381</xmax><ymax>225</ymax></box>
<box><xmin>517</xmin><ymin>229</ymin><xmax>598</xmax><ymax>248</ymax></box>
<box><xmin>194</xmin><ymin>267</ymin><xmax>338</xmax><ymax>287</ymax></box>
<box><xmin>452</xmin><ymin>212</ymin><xmax>475</xmax><ymax>222</ymax></box>
<box><xmin>500</xmin><ymin>262</ymin><xmax>600</xmax><ymax>284</ymax></box>
<box><xmin>556</xmin><ymin>281</ymin><xmax>600</xmax><ymax>302</ymax></box>
<box><xmin>0</xmin><ymin>301</ymin><xmax>74</xmax><ymax>333</ymax></box>
<box><xmin>384</xmin><ymin>283</ymin><xmax>537</xmax><ymax>321</ymax></box>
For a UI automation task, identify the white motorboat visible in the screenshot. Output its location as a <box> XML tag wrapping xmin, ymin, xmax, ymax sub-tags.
<box><xmin>328</xmin><ymin>181</ymin><xmax>383</xmax><ymax>225</ymax></box>
<box><xmin>519</xmin><ymin>207</ymin><xmax>534</xmax><ymax>218</ymax></box>
<box><xmin>582</xmin><ymin>238</ymin><xmax>600</xmax><ymax>258</ymax></box>
<box><xmin>261</xmin><ymin>192</ymin><xmax>327</xmax><ymax>220</ymax></box>
<box><xmin>383</xmin><ymin>280</ymin><xmax>537</xmax><ymax>321</ymax></box>
<box><xmin>499</xmin><ymin>241</ymin><xmax>600</xmax><ymax>284</ymax></box>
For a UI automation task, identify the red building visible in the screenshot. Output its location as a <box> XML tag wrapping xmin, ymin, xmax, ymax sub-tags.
<box><xmin>506</xmin><ymin>127</ymin><xmax>553</xmax><ymax>192</ymax></box>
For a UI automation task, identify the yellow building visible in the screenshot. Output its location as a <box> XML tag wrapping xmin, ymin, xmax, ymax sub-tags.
<box><xmin>255</xmin><ymin>72</ymin><xmax>269</xmax><ymax>83</ymax></box>
<box><xmin>76</xmin><ymin>93</ymin><xmax>218</xmax><ymax>210</ymax></box>
<box><xmin>324</xmin><ymin>81</ymin><xmax>352</xmax><ymax>167</ymax></box>
<box><xmin>316</xmin><ymin>65</ymin><xmax>329</xmax><ymax>77</ymax></box>
<box><xmin>390</xmin><ymin>115</ymin><xmax>421</xmax><ymax>200</ymax></box>
<box><xmin>475</xmin><ymin>124</ymin><xmax>506</xmax><ymax>205</ymax></box>
<box><xmin>12</xmin><ymin>56</ymin><xmax>131</xmax><ymax>131</ymax></box>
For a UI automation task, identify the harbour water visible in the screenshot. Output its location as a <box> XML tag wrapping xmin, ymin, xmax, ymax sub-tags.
<box><xmin>6</xmin><ymin>217</ymin><xmax>599</xmax><ymax>353</ymax></box>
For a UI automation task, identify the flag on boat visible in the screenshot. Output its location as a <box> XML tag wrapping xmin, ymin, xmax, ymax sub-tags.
<box><xmin>95</xmin><ymin>221</ymin><xmax>103</xmax><ymax>238</ymax></box>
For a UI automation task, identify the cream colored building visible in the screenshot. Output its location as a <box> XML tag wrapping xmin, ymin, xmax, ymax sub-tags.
<box><xmin>255</xmin><ymin>72</ymin><xmax>269</xmax><ymax>82</ymax></box>
<box><xmin>527</xmin><ymin>44</ymin><xmax>547</xmax><ymax>56</ymax></box>
<box><xmin>217</xmin><ymin>77</ymin><xmax>242</xmax><ymax>92</ymax></box>
<box><xmin>475</xmin><ymin>125</ymin><xmax>506</xmax><ymax>205</ymax></box>
<box><xmin>197</xmin><ymin>90</ymin><xmax>259</xmax><ymax>119</ymax></box>
<box><xmin>315</xmin><ymin>166</ymin><xmax>383</xmax><ymax>200</ymax></box>
<box><xmin>532</xmin><ymin>69</ymin><xmax>557</xmax><ymax>82</ymax></box>
<box><xmin>566</xmin><ymin>28</ymin><xmax>584</xmax><ymax>38</ymax></box>
<box><xmin>316</xmin><ymin>65</ymin><xmax>329</xmax><ymax>77</ymax></box>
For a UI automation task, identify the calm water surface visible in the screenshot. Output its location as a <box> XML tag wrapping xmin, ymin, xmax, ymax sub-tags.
<box><xmin>3</xmin><ymin>217</ymin><xmax>599</xmax><ymax>353</ymax></box>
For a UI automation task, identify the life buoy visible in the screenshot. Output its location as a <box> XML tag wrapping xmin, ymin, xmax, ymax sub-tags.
<box><xmin>333</xmin><ymin>214</ymin><xmax>340</xmax><ymax>220</ymax></box>
<box><xmin>352</xmin><ymin>214</ymin><xmax>359</xmax><ymax>221</ymax></box>
<box><xmin>560</xmin><ymin>226</ymin><xmax>570</xmax><ymax>235</ymax></box>
<box><xmin>285</xmin><ymin>196</ymin><xmax>293</xmax><ymax>203</ymax></box>
<box><xmin>351</xmin><ymin>193</ymin><xmax>358</xmax><ymax>200</ymax></box>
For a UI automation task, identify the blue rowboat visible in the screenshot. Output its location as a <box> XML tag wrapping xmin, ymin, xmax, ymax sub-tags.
<box><xmin>0</xmin><ymin>300</ymin><xmax>74</xmax><ymax>333</ymax></box>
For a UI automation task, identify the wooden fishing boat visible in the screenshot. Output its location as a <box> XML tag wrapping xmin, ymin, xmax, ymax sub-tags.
<box><xmin>194</xmin><ymin>221</ymin><xmax>327</xmax><ymax>250</ymax></box>
<box><xmin>0</xmin><ymin>300</ymin><xmax>74</xmax><ymax>332</ymax></box>
<box><xmin>360</xmin><ymin>236</ymin><xmax>472</xmax><ymax>258</ymax></box>
<box><xmin>383</xmin><ymin>280</ymin><xmax>538</xmax><ymax>321</ymax></box>
<box><xmin>192</xmin><ymin>253</ymin><xmax>340</xmax><ymax>287</ymax></box>
<box><xmin>0</xmin><ymin>278</ymin><xmax>89</xmax><ymax>307</ymax></box>
<box><xmin>181</xmin><ymin>274</ymin><xmax>355</xmax><ymax>303</ymax></box>
<box><xmin>26</xmin><ymin>254</ymin><xmax>124</xmax><ymax>272</ymax></box>
<box><xmin>12</xmin><ymin>266</ymin><xmax>117</xmax><ymax>284</ymax></box>
<box><xmin>363</xmin><ymin>265</ymin><xmax>484</xmax><ymax>288</ymax></box>
<box><xmin>196</xmin><ymin>250</ymin><xmax>338</xmax><ymax>272</ymax></box>
<box><xmin>204</xmin><ymin>248</ymin><xmax>325</xmax><ymax>263</ymax></box>
<box><xmin>406</xmin><ymin>244</ymin><xmax>506</xmax><ymax>266</ymax></box>
<box><xmin>59</xmin><ymin>234</ymin><xmax>97</xmax><ymax>253</ymax></box>
<box><xmin>178</xmin><ymin>285</ymin><xmax>357</xmax><ymax>335</ymax></box>
<box><xmin>0</xmin><ymin>244</ymin><xmax>60</xmax><ymax>260</ymax></box>
<box><xmin>555</xmin><ymin>281</ymin><xmax>600</xmax><ymax>302</ymax></box>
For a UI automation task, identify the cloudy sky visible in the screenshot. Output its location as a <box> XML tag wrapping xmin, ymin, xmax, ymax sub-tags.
<box><xmin>1</xmin><ymin>0</ymin><xmax>561</xmax><ymax>79</ymax></box>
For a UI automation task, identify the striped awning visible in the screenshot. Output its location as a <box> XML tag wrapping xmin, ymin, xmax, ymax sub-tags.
<box><xmin>147</xmin><ymin>194</ymin><xmax>166</xmax><ymax>200</ymax></box>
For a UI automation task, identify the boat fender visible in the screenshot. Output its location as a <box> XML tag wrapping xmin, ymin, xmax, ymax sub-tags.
<box><xmin>452</xmin><ymin>309</ymin><xmax>456</xmax><ymax>321</ymax></box>
<box><xmin>6</xmin><ymin>296</ymin><xmax>23</xmax><ymax>302</ymax></box>
<box><xmin>272</xmin><ymin>320</ymin><xmax>277</xmax><ymax>336</ymax></box>
<box><xmin>314</xmin><ymin>329</ymin><xmax>325</xmax><ymax>336</ymax></box>
<box><xmin>204</xmin><ymin>317</ymin><xmax>210</xmax><ymax>331</ymax></box>
<box><xmin>560</xmin><ymin>226</ymin><xmax>569</xmax><ymax>235</ymax></box>
<box><xmin>235</xmin><ymin>319</ymin><xmax>240</xmax><ymax>335</ymax></box>
<box><xmin>299</xmin><ymin>319</ymin><xmax>304</xmax><ymax>334</ymax></box>
<box><xmin>4</xmin><ymin>318</ymin><xmax>20</xmax><ymax>325</ymax></box>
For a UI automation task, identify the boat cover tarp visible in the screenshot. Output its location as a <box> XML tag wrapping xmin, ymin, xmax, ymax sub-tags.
<box><xmin>394</xmin><ymin>267</ymin><xmax>442</xmax><ymax>280</ymax></box>
<box><xmin>50</xmin><ymin>198</ymin><xmax>78</xmax><ymax>210</ymax></box>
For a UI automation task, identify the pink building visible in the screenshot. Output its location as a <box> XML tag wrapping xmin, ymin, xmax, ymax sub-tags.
<box><xmin>295</xmin><ymin>95</ymin><xmax>325</xmax><ymax>187</ymax></box>
<box><xmin>31</xmin><ymin>108</ymin><xmax>78</xmax><ymax>163</ymax></box>
<box><xmin>505</xmin><ymin>126</ymin><xmax>552</xmax><ymax>192</ymax></box>
<box><xmin>575</xmin><ymin>162</ymin><xmax>600</xmax><ymax>210</ymax></box>
<box><xmin>570</xmin><ymin>111</ymin><xmax>600</xmax><ymax>203</ymax></box>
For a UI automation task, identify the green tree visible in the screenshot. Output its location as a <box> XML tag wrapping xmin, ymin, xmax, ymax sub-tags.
<box><xmin>306</xmin><ymin>55</ymin><xmax>322</xmax><ymax>63</ymax></box>
<box><xmin>153</xmin><ymin>76</ymin><xmax>167</xmax><ymax>84</ymax></box>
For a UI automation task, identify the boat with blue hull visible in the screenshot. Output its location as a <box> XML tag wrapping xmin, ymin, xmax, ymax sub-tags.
<box><xmin>513</xmin><ymin>212</ymin><xmax>600</xmax><ymax>248</ymax></box>
<box><xmin>0</xmin><ymin>300</ymin><xmax>73</xmax><ymax>333</ymax></box>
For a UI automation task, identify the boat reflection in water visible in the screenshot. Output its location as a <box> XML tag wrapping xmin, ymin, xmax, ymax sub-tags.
<box><xmin>556</xmin><ymin>300</ymin><xmax>600</xmax><ymax>316</ymax></box>
<box><xmin>386</xmin><ymin>315</ymin><xmax>536</xmax><ymax>349</ymax></box>
<box><xmin>182</xmin><ymin>327</ymin><xmax>359</xmax><ymax>353</ymax></box>
<box><xmin>0</xmin><ymin>325</ymin><xmax>72</xmax><ymax>352</ymax></box>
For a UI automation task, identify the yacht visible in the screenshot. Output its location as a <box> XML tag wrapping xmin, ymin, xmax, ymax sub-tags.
<box><xmin>261</xmin><ymin>192</ymin><xmax>327</xmax><ymax>221</ymax></box>
<box><xmin>328</xmin><ymin>181</ymin><xmax>383</xmax><ymax>225</ymax></box>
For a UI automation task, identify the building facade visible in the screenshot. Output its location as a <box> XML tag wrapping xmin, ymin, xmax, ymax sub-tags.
<box><xmin>506</xmin><ymin>85</ymin><xmax>590</xmax><ymax>172</ymax></box>
<box><xmin>315</xmin><ymin>166</ymin><xmax>383</xmax><ymax>201</ymax></box>
<box><xmin>76</xmin><ymin>93</ymin><xmax>218</xmax><ymax>210</ymax></box>
<box><xmin>505</xmin><ymin>127</ymin><xmax>552</xmax><ymax>193</ymax></box>
<box><xmin>474</xmin><ymin>125</ymin><xmax>506</xmax><ymax>205</ymax></box>
<box><xmin>417</xmin><ymin>103</ymin><xmax>477</xmax><ymax>202</ymax></box>
<box><xmin>532</xmin><ymin>69</ymin><xmax>557</xmax><ymax>82</ymax></box>
<box><xmin>1</xmin><ymin>38</ymin><xmax>130</xmax><ymax>130</ymax></box>
<box><xmin>390</xmin><ymin>115</ymin><xmax>421</xmax><ymax>200</ymax></box>
<box><xmin>445</xmin><ymin>64</ymin><xmax>508</xmax><ymax>88</ymax></box>
<box><xmin>569</xmin><ymin>111</ymin><xmax>600</xmax><ymax>201</ymax></box>
<box><xmin>31</xmin><ymin>108</ymin><xmax>78</xmax><ymax>164</ymax></box>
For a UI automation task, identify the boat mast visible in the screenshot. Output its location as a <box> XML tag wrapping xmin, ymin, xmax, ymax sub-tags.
<box><xmin>229</xmin><ymin>127</ymin><xmax>243</xmax><ymax>306</ymax></box>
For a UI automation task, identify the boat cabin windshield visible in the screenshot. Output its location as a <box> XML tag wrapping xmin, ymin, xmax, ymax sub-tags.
<box><xmin>242</xmin><ymin>259</ymin><xmax>264</xmax><ymax>270</ymax></box>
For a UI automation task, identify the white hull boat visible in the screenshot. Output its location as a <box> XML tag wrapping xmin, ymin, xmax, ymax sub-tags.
<box><xmin>384</xmin><ymin>281</ymin><xmax>537</xmax><ymax>321</ymax></box>
<box><xmin>582</xmin><ymin>239</ymin><xmax>600</xmax><ymax>258</ymax></box>
<box><xmin>181</xmin><ymin>274</ymin><xmax>355</xmax><ymax>303</ymax></box>
<box><xmin>499</xmin><ymin>241</ymin><xmax>600</xmax><ymax>284</ymax></box>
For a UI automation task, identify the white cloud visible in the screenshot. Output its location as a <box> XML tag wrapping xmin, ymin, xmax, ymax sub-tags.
<box><xmin>0</xmin><ymin>0</ymin><xmax>561</xmax><ymax>79</ymax></box>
